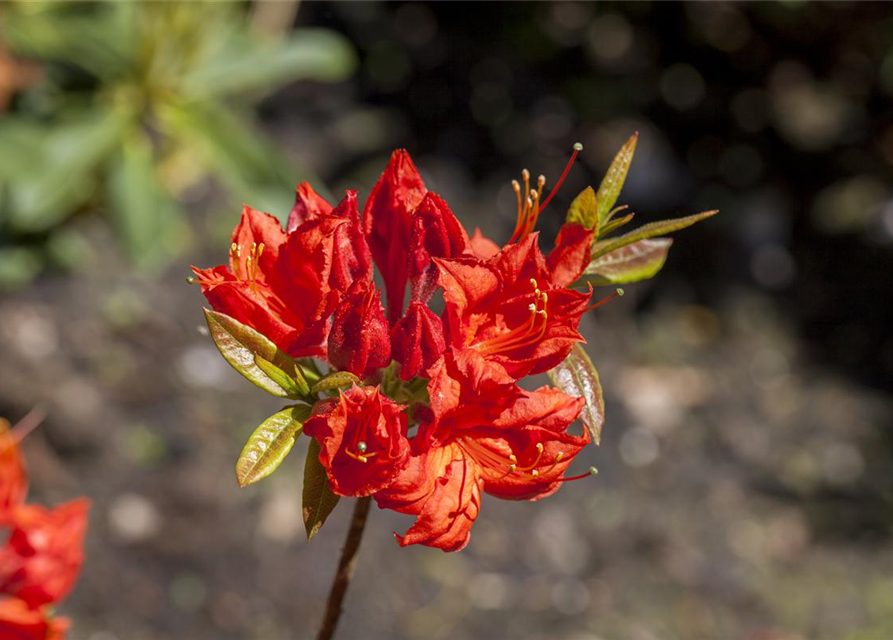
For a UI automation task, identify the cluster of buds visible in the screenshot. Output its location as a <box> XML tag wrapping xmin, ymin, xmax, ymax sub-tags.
<box><xmin>192</xmin><ymin>135</ymin><xmax>715</xmax><ymax>551</ymax></box>
<box><xmin>0</xmin><ymin>412</ymin><xmax>89</xmax><ymax>639</ymax></box>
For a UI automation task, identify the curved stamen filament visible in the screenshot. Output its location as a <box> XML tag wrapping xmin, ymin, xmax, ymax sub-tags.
<box><xmin>474</xmin><ymin>280</ymin><xmax>550</xmax><ymax>356</ymax></box>
<box><xmin>557</xmin><ymin>466</ymin><xmax>599</xmax><ymax>482</ymax></box>
<box><xmin>584</xmin><ymin>288</ymin><xmax>624</xmax><ymax>313</ymax></box>
<box><xmin>509</xmin><ymin>170</ymin><xmax>547</xmax><ymax>244</ymax></box>
<box><xmin>459</xmin><ymin>437</ymin><xmax>565</xmax><ymax>482</ymax></box>
<box><xmin>539</xmin><ymin>142</ymin><xmax>583</xmax><ymax>213</ymax></box>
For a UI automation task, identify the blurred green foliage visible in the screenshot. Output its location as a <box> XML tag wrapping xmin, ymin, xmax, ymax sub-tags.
<box><xmin>0</xmin><ymin>1</ymin><xmax>355</xmax><ymax>281</ymax></box>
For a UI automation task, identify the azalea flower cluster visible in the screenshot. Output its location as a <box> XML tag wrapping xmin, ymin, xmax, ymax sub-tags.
<box><xmin>193</xmin><ymin>139</ymin><xmax>713</xmax><ymax>551</ymax></box>
<box><xmin>0</xmin><ymin>415</ymin><xmax>89</xmax><ymax>639</ymax></box>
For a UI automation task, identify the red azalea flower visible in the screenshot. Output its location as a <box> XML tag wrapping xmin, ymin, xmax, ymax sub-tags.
<box><xmin>192</xmin><ymin>192</ymin><xmax>372</xmax><ymax>358</ymax></box>
<box><xmin>436</xmin><ymin>233</ymin><xmax>592</xmax><ymax>380</ymax></box>
<box><xmin>328</xmin><ymin>280</ymin><xmax>391</xmax><ymax>379</ymax></box>
<box><xmin>0</xmin><ymin>597</ymin><xmax>69</xmax><ymax>640</ymax></box>
<box><xmin>376</xmin><ymin>349</ymin><xmax>589</xmax><ymax>551</ymax></box>
<box><xmin>304</xmin><ymin>386</ymin><xmax>411</xmax><ymax>497</ymax></box>
<box><xmin>363</xmin><ymin>150</ymin><xmax>428</xmax><ymax>323</ymax></box>
<box><xmin>0</xmin><ymin>499</ymin><xmax>90</xmax><ymax>608</ymax></box>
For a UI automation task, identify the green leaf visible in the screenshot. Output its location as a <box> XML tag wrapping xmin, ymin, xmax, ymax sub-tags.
<box><xmin>253</xmin><ymin>355</ymin><xmax>309</xmax><ymax>398</ymax></box>
<box><xmin>303</xmin><ymin>438</ymin><xmax>340</xmax><ymax>540</ymax></box>
<box><xmin>107</xmin><ymin>132</ymin><xmax>190</xmax><ymax>268</ymax></box>
<box><xmin>547</xmin><ymin>344</ymin><xmax>605</xmax><ymax>445</ymax></box>
<box><xmin>1</xmin><ymin>111</ymin><xmax>124</xmax><ymax>232</ymax></box>
<box><xmin>236</xmin><ymin>405</ymin><xmax>310</xmax><ymax>487</ymax></box>
<box><xmin>591</xmin><ymin>210</ymin><xmax>718</xmax><ymax>260</ymax></box>
<box><xmin>597</xmin><ymin>211</ymin><xmax>635</xmax><ymax>238</ymax></box>
<box><xmin>182</xmin><ymin>28</ymin><xmax>357</xmax><ymax>100</ymax></box>
<box><xmin>583</xmin><ymin>238</ymin><xmax>673</xmax><ymax>285</ymax></box>
<box><xmin>310</xmin><ymin>371</ymin><xmax>360</xmax><ymax>395</ymax></box>
<box><xmin>596</xmin><ymin>133</ymin><xmax>638</xmax><ymax>230</ymax></box>
<box><xmin>565</xmin><ymin>186</ymin><xmax>598</xmax><ymax>230</ymax></box>
<box><xmin>203</xmin><ymin>309</ymin><xmax>302</xmax><ymax>398</ymax></box>
<box><xmin>160</xmin><ymin>101</ymin><xmax>322</xmax><ymax>219</ymax></box>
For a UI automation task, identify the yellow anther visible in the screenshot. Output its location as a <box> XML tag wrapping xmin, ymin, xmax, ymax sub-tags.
<box><xmin>530</xmin><ymin>278</ymin><xmax>538</xmax><ymax>289</ymax></box>
<box><xmin>512</xmin><ymin>180</ymin><xmax>521</xmax><ymax>192</ymax></box>
<box><xmin>531</xmin><ymin>470</ymin><xmax>539</xmax><ymax>477</ymax></box>
<box><xmin>521</xmin><ymin>168</ymin><xmax>530</xmax><ymax>181</ymax></box>
<box><xmin>508</xmin><ymin>464</ymin><xmax>516</xmax><ymax>473</ymax></box>
<box><xmin>509</xmin><ymin>454</ymin><xmax>518</xmax><ymax>463</ymax></box>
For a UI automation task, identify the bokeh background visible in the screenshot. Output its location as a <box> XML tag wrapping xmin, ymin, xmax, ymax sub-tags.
<box><xmin>2</xmin><ymin>2</ymin><xmax>892</xmax><ymax>639</ymax></box>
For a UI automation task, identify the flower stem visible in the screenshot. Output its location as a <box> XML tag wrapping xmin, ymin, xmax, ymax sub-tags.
<box><xmin>315</xmin><ymin>495</ymin><xmax>372</xmax><ymax>640</ymax></box>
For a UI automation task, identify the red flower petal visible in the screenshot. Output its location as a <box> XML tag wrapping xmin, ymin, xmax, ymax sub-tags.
<box><xmin>547</xmin><ymin>223</ymin><xmax>595</xmax><ymax>287</ymax></box>
<box><xmin>287</xmin><ymin>182</ymin><xmax>334</xmax><ymax>232</ymax></box>
<box><xmin>363</xmin><ymin>150</ymin><xmax>428</xmax><ymax>323</ymax></box>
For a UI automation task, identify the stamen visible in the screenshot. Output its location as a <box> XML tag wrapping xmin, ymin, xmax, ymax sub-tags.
<box><xmin>584</xmin><ymin>288</ymin><xmax>624</xmax><ymax>313</ymax></box>
<box><xmin>231</xmin><ymin>243</ymin><xmax>242</xmax><ymax>280</ymax></box>
<box><xmin>515</xmin><ymin>442</ymin><xmax>544</xmax><ymax>471</ymax></box>
<box><xmin>473</xmin><ymin>283</ymin><xmax>550</xmax><ymax>356</ymax></box>
<box><xmin>558</xmin><ymin>466</ymin><xmax>599</xmax><ymax>482</ymax></box>
<box><xmin>539</xmin><ymin>142</ymin><xmax>583</xmax><ymax>213</ymax></box>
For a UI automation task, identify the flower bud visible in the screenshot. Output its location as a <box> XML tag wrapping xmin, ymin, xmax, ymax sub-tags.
<box><xmin>408</xmin><ymin>193</ymin><xmax>469</xmax><ymax>302</ymax></box>
<box><xmin>390</xmin><ymin>301</ymin><xmax>446</xmax><ymax>380</ymax></box>
<box><xmin>328</xmin><ymin>281</ymin><xmax>391</xmax><ymax>378</ymax></box>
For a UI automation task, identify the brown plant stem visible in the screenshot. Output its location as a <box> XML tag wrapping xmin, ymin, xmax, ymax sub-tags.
<box><xmin>315</xmin><ymin>495</ymin><xmax>372</xmax><ymax>640</ymax></box>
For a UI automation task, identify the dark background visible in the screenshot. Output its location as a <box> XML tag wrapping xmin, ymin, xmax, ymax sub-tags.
<box><xmin>1</xmin><ymin>2</ymin><xmax>892</xmax><ymax>639</ymax></box>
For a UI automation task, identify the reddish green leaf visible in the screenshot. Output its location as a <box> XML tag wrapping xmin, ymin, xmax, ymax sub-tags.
<box><xmin>596</xmin><ymin>133</ymin><xmax>638</xmax><ymax>229</ymax></box>
<box><xmin>236</xmin><ymin>405</ymin><xmax>310</xmax><ymax>487</ymax></box>
<box><xmin>591</xmin><ymin>210</ymin><xmax>718</xmax><ymax>260</ymax></box>
<box><xmin>310</xmin><ymin>371</ymin><xmax>360</xmax><ymax>395</ymax></box>
<box><xmin>303</xmin><ymin>438</ymin><xmax>340</xmax><ymax>540</ymax></box>
<box><xmin>565</xmin><ymin>186</ymin><xmax>598</xmax><ymax>230</ymax></box>
<box><xmin>597</xmin><ymin>210</ymin><xmax>635</xmax><ymax>238</ymax></box>
<box><xmin>203</xmin><ymin>308</ymin><xmax>301</xmax><ymax>398</ymax></box>
<box><xmin>583</xmin><ymin>238</ymin><xmax>672</xmax><ymax>285</ymax></box>
<box><xmin>547</xmin><ymin>344</ymin><xmax>605</xmax><ymax>445</ymax></box>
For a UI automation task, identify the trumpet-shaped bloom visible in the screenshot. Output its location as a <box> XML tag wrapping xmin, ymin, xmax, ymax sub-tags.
<box><xmin>376</xmin><ymin>349</ymin><xmax>589</xmax><ymax>551</ymax></box>
<box><xmin>436</xmin><ymin>233</ymin><xmax>592</xmax><ymax>380</ymax></box>
<box><xmin>304</xmin><ymin>386</ymin><xmax>411</xmax><ymax>497</ymax></box>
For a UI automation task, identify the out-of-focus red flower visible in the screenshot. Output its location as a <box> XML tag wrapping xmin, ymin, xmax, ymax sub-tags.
<box><xmin>376</xmin><ymin>349</ymin><xmax>589</xmax><ymax>551</ymax></box>
<box><xmin>0</xmin><ymin>596</ymin><xmax>69</xmax><ymax>640</ymax></box>
<box><xmin>0</xmin><ymin>499</ymin><xmax>90</xmax><ymax>608</ymax></box>
<box><xmin>390</xmin><ymin>302</ymin><xmax>447</xmax><ymax>380</ymax></box>
<box><xmin>0</xmin><ymin>425</ymin><xmax>27</xmax><ymax>517</ymax></box>
<box><xmin>328</xmin><ymin>281</ymin><xmax>391</xmax><ymax>378</ymax></box>
<box><xmin>304</xmin><ymin>386</ymin><xmax>411</xmax><ymax>497</ymax></box>
<box><xmin>287</xmin><ymin>181</ymin><xmax>334</xmax><ymax>231</ymax></box>
<box><xmin>363</xmin><ymin>150</ymin><xmax>428</xmax><ymax>323</ymax></box>
<box><xmin>408</xmin><ymin>193</ymin><xmax>469</xmax><ymax>303</ymax></box>
<box><xmin>436</xmin><ymin>234</ymin><xmax>591</xmax><ymax>380</ymax></box>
